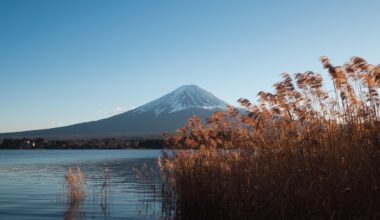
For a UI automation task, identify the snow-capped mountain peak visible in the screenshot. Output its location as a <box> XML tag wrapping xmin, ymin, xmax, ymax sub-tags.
<box><xmin>0</xmin><ymin>85</ymin><xmax>230</xmax><ymax>139</ymax></box>
<box><xmin>133</xmin><ymin>85</ymin><xmax>228</xmax><ymax>116</ymax></box>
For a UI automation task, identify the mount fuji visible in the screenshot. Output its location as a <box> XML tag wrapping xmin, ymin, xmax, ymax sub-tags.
<box><xmin>0</xmin><ymin>85</ymin><xmax>229</xmax><ymax>139</ymax></box>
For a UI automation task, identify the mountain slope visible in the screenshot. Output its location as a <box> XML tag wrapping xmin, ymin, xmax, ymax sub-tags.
<box><xmin>0</xmin><ymin>85</ymin><xmax>229</xmax><ymax>139</ymax></box>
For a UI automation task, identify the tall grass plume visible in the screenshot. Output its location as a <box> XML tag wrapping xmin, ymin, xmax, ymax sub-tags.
<box><xmin>159</xmin><ymin>56</ymin><xmax>380</xmax><ymax>219</ymax></box>
<box><xmin>63</xmin><ymin>167</ymin><xmax>85</xmax><ymax>220</ymax></box>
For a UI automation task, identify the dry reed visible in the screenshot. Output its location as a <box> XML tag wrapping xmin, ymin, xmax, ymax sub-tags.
<box><xmin>159</xmin><ymin>56</ymin><xmax>380</xmax><ymax>219</ymax></box>
<box><xmin>64</xmin><ymin>167</ymin><xmax>85</xmax><ymax>220</ymax></box>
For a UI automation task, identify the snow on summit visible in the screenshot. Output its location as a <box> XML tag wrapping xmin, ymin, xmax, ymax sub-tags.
<box><xmin>0</xmin><ymin>85</ymin><xmax>231</xmax><ymax>139</ymax></box>
<box><xmin>134</xmin><ymin>85</ymin><xmax>228</xmax><ymax>116</ymax></box>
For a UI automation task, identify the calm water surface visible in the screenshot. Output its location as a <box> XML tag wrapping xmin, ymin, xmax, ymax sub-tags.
<box><xmin>0</xmin><ymin>150</ymin><xmax>168</xmax><ymax>220</ymax></box>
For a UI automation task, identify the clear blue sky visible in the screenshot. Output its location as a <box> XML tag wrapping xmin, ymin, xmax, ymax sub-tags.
<box><xmin>1</xmin><ymin>0</ymin><xmax>379</xmax><ymax>132</ymax></box>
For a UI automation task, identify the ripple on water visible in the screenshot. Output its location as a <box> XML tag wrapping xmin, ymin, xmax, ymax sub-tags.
<box><xmin>0</xmin><ymin>150</ymin><xmax>170</xmax><ymax>220</ymax></box>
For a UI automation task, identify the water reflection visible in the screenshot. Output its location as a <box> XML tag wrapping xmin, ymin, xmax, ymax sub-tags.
<box><xmin>133</xmin><ymin>163</ymin><xmax>160</xmax><ymax>216</ymax></box>
<box><xmin>61</xmin><ymin>159</ymin><xmax>171</xmax><ymax>219</ymax></box>
<box><xmin>100</xmin><ymin>162</ymin><xmax>112</xmax><ymax>219</ymax></box>
<box><xmin>0</xmin><ymin>150</ymin><xmax>171</xmax><ymax>220</ymax></box>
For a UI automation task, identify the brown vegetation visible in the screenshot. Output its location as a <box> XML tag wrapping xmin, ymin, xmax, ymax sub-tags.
<box><xmin>159</xmin><ymin>56</ymin><xmax>380</xmax><ymax>219</ymax></box>
<box><xmin>64</xmin><ymin>167</ymin><xmax>85</xmax><ymax>220</ymax></box>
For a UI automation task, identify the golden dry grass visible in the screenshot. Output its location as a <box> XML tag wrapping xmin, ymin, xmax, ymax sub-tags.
<box><xmin>65</xmin><ymin>167</ymin><xmax>85</xmax><ymax>202</ymax></box>
<box><xmin>64</xmin><ymin>167</ymin><xmax>85</xmax><ymax>220</ymax></box>
<box><xmin>159</xmin><ymin>56</ymin><xmax>380</xmax><ymax>219</ymax></box>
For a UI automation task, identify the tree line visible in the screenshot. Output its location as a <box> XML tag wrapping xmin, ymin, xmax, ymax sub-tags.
<box><xmin>0</xmin><ymin>137</ymin><xmax>165</xmax><ymax>149</ymax></box>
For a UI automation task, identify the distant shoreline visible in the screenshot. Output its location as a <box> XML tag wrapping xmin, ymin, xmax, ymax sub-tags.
<box><xmin>0</xmin><ymin>137</ymin><xmax>166</xmax><ymax>150</ymax></box>
<box><xmin>0</xmin><ymin>148</ymin><xmax>164</xmax><ymax>150</ymax></box>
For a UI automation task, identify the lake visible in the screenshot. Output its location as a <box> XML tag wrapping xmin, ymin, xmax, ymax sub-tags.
<box><xmin>0</xmin><ymin>150</ymin><xmax>171</xmax><ymax>220</ymax></box>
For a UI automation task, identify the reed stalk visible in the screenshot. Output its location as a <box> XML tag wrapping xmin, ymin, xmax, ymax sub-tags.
<box><xmin>159</xmin><ymin>56</ymin><xmax>380</xmax><ymax>219</ymax></box>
